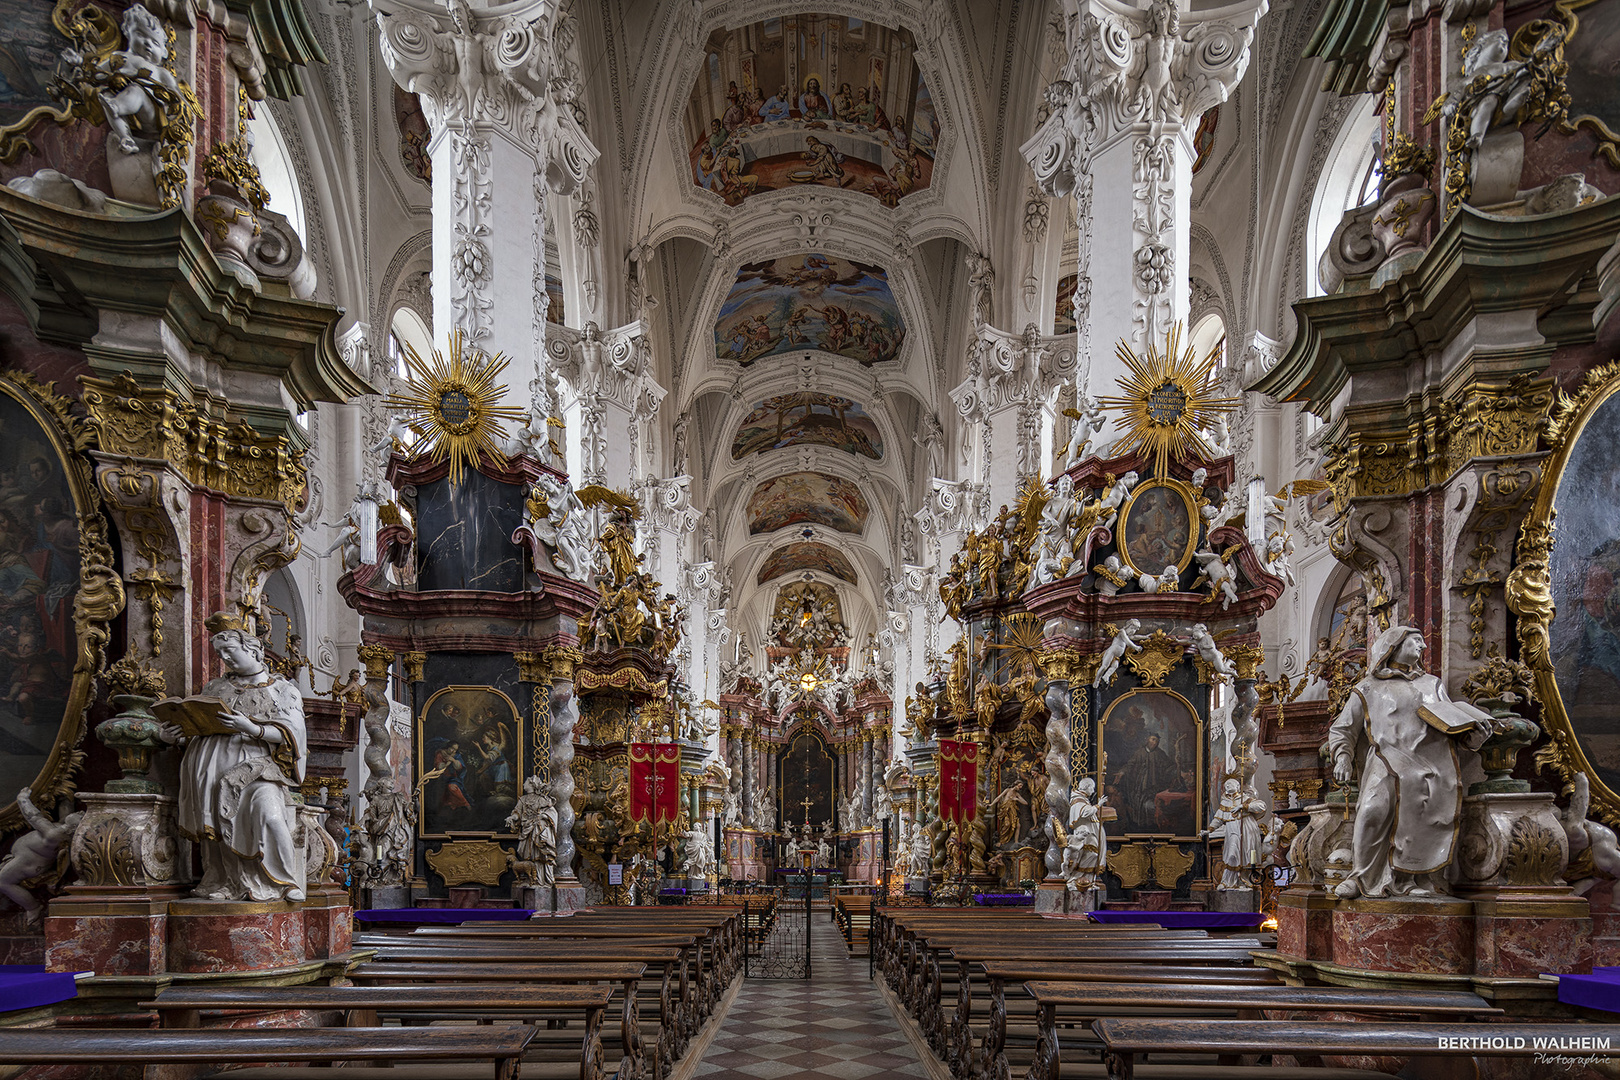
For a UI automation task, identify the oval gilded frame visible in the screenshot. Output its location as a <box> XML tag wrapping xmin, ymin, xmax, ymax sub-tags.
<box><xmin>1115</xmin><ymin>477</ymin><xmax>1199</xmax><ymax>578</ymax></box>
<box><xmin>1513</xmin><ymin>362</ymin><xmax>1620</xmax><ymax>826</ymax></box>
<box><xmin>0</xmin><ymin>370</ymin><xmax>122</xmax><ymax>833</ymax></box>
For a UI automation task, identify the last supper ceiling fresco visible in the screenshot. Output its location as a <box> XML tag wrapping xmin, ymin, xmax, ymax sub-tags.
<box><xmin>682</xmin><ymin>13</ymin><xmax>938</xmax><ymax>207</ymax></box>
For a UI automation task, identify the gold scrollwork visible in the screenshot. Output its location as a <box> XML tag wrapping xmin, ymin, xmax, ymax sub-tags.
<box><xmin>1511</xmin><ymin>362</ymin><xmax>1620</xmax><ymax>825</ymax></box>
<box><xmin>82</xmin><ymin>374</ymin><xmax>308</xmax><ymax>514</ymax></box>
<box><xmin>425</xmin><ymin>839</ymin><xmax>510</xmax><ymax>887</ymax></box>
<box><xmin>1123</xmin><ymin>630</ymin><xmax>1185</xmax><ymax>688</ymax></box>
<box><xmin>0</xmin><ymin>371</ymin><xmax>124</xmax><ymax>833</ymax></box>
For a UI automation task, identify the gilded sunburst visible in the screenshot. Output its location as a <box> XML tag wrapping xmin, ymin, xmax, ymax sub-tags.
<box><xmin>1095</xmin><ymin>324</ymin><xmax>1240</xmax><ymax>477</ymax></box>
<box><xmin>385</xmin><ymin>330</ymin><xmax>526</xmax><ymax>485</ymax></box>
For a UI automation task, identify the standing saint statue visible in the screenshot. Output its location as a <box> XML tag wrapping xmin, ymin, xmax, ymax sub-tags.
<box><xmin>505</xmin><ymin>776</ymin><xmax>558</xmax><ymax>889</ymax></box>
<box><xmin>163</xmin><ymin>612</ymin><xmax>308</xmax><ymax>902</ymax></box>
<box><xmin>1208</xmin><ymin>778</ymin><xmax>1270</xmax><ymax>890</ymax></box>
<box><xmin>1326</xmin><ymin>626</ymin><xmax>1493</xmax><ymax>899</ymax></box>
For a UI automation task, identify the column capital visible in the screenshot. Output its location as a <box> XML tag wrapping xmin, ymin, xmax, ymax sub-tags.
<box><xmin>372</xmin><ymin>0</ymin><xmax>596</xmax><ymax>193</ymax></box>
<box><xmin>1022</xmin><ymin>0</ymin><xmax>1267</xmax><ymax>195</ymax></box>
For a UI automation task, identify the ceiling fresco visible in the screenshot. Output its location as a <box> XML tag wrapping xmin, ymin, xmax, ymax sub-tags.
<box><xmin>756</xmin><ymin>541</ymin><xmax>859</xmax><ymax>585</ymax></box>
<box><xmin>731</xmin><ymin>392</ymin><xmax>884</xmax><ymax>460</ymax></box>
<box><xmin>682</xmin><ymin>13</ymin><xmax>938</xmax><ymax>207</ymax></box>
<box><xmin>746</xmin><ymin>471</ymin><xmax>869</xmax><ymax>535</ymax></box>
<box><xmin>715</xmin><ymin>253</ymin><xmax>906</xmax><ymax>367</ymax></box>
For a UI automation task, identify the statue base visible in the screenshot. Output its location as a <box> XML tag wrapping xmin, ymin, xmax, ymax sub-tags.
<box><xmin>45</xmin><ymin>889</ymin><xmax>355</xmax><ymax>976</ymax></box>
<box><xmin>1211</xmin><ymin>888</ymin><xmax>1257</xmax><ymax>913</ymax></box>
<box><xmin>1034</xmin><ymin>881</ymin><xmax>1067</xmax><ymax>913</ymax></box>
<box><xmin>0</xmin><ymin>910</ymin><xmax>45</xmax><ymax>965</ymax></box>
<box><xmin>723</xmin><ymin>827</ymin><xmax>770</xmax><ymax>884</ymax></box>
<box><xmin>847</xmin><ymin>829</ymin><xmax>880</xmax><ymax>884</ymax></box>
<box><xmin>363</xmin><ymin>885</ymin><xmax>412</xmax><ymax>909</ymax></box>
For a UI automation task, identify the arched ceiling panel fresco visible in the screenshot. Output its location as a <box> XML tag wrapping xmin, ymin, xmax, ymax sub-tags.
<box><xmin>746</xmin><ymin>471</ymin><xmax>869</xmax><ymax>534</ymax></box>
<box><xmin>756</xmin><ymin>541</ymin><xmax>859</xmax><ymax>585</ymax></box>
<box><xmin>715</xmin><ymin>253</ymin><xmax>905</xmax><ymax>366</ymax></box>
<box><xmin>683</xmin><ymin>13</ymin><xmax>938</xmax><ymax>207</ymax></box>
<box><xmin>731</xmin><ymin>392</ymin><xmax>883</xmax><ymax>460</ymax></box>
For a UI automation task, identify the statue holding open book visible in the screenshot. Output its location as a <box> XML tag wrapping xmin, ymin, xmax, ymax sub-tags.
<box><xmin>1327</xmin><ymin>625</ymin><xmax>1494</xmax><ymax>900</ymax></box>
<box><xmin>154</xmin><ymin>611</ymin><xmax>308</xmax><ymax>903</ymax></box>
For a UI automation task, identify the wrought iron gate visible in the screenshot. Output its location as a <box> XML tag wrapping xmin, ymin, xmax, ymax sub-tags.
<box><xmin>743</xmin><ymin>880</ymin><xmax>811</xmax><ymax>979</ymax></box>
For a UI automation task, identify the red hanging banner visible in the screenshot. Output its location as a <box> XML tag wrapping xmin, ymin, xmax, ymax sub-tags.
<box><xmin>631</xmin><ymin>742</ymin><xmax>683</xmax><ymax>826</ymax></box>
<box><xmin>653</xmin><ymin>741</ymin><xmax>682</xmax><ymax>826</ymax></box>
<box><xmin>937</xmin><ymin>739</ymin><xmax>979</xmax><ymax>825</ymax></box>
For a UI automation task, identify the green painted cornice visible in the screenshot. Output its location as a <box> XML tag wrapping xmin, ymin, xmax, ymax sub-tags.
<box><xmin>0</xmin><ymin>188</ymin><xmax>376</xmax><ymax>414</ymax></box>
<box><xmin>1304</xmin><ymin>0</ymin><xmax>1396</xmax><ymax>96</ymax></box>
<box><xmin>1251</xmin><ymin>197</ymin><xmax>1620</xmax><ymax>413</ymax></box>
<box><xmin>228</xmin><ymin>0</ymin><xmax>328</xmax><ymax>100</ymax></box>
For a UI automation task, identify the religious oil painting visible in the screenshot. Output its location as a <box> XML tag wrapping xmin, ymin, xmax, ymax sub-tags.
<box><xmin>417</xmin><ymin>686</ymin><xmax>523</xmax><ymax>837</ymax></box>
<box><xmin>1563</xmin><ymin>0</ymin><xmax>1620</xmax><ymax>156</ymax></box>
<box><xmin>1547</xmin><ymin>378</ymin><xmax>1620</xmax><ymax>797</ymax></box>
<box><xmin>0</xmin><ymin>1</ymin><xmax>62</xmax><ymax>131</ymax></box>
<box><xmin>780</xmin><ymin>725</ymin><xmax>836</xmax><ymax>832</ymax></box>
<box><xmin>683</xmin><ymin>14</ymin><xmax>937</xmax><ymax>207</ymax></box>
<box><xmin>732</xmin><ymin>392</ymin><xmax>884</xmax><ymax>460</ymax></box>
<box><xmin>1100</xmin><ymin>691</ymin><xmax>1201</xmax><ymax>838</ymax></box>
<box><xmin>714</xmin><ymin>254</ymin><xmax>907</xmax><ymax>367</ymax></box>
<box><xmin>1117</xmin><ymin>479</ymin><xmax>1197</xmax><ymax>577</ymax></box>
<box><xmin>757</xmin><ymin>541</ymin><xmax>858</xmax><ymax>585</ymax></box>
<box><xmin>747</xmin><ymin>471</ymin><xmax>870</xmax><ymax>535</ymax></box>
<box><xmin>0</xmin><ymin>384</ymin><xmax>84</xmax><ymax>806</ymax></box>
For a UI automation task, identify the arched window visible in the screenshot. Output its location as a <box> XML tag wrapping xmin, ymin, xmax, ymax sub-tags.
<box><xmin>1306</xmin><ymin>96</ymin><xmax>1379</xmax><ymax>297</ymax></box>
<box><xmin>247</xmin><ymin>109</ymin><xmax>305</xmax><ymax>240</ymax></box>
<box><xmin>390</xmin><ymin>307</ymin><xmax>433</xmax><ymax>379</ymax></box>
<box><xmin>1189</xmin><ymin>313</ymin><xmax>1226</xmax><ymax>371</ymax></box>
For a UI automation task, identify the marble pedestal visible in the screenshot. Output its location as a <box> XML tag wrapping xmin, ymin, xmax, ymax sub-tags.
<box><xmin>1211</xmin><ymin>888</ymin><xmax>1257</xmax><ymax>913</ymax></box>
<box><xmin>364</xmin><ymin>885</ymin><xmax>412</xmax><ymax>909</ymax></box>
<box><xmin>723</xmin><ymin>827</ymin><xmax>770</xmax><ymax>884</ymax></box>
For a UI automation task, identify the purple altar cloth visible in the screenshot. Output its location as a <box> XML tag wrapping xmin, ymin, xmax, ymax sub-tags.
<box><xmin>0</xmin><ymin>966</ymin><xmax>80</xmax><ymax>1013</ymax></box>
<box><xmin>1088</xmin><ymin>911</ymin><xmax>1264</xmax><ymax>928</ymax></box>
<box><xmin>974</xmin><ymin>893</ymin><xmax>1035</xmax><ymax>907</ymax></box>
<box><xmin>355</xmin><ymin>908</ymin><xmax>534</xmax><ymax>924</ymax></box>
<box><xmin>1554</xmin><ymin>967</ymin><xmax>1620</xmax><ymax>1013</ymax></box>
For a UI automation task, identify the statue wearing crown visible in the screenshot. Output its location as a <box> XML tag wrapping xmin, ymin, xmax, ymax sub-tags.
<box><xmin>157</xmin><ymin>611</ymin><xmax>309</xmax><ymax>902</ymax></box>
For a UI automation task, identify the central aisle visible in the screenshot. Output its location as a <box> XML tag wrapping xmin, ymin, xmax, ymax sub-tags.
<box><xmin>691</xmin><ymin>905</ymin><xmax>934</xmax><ymax>1079</ymax></box>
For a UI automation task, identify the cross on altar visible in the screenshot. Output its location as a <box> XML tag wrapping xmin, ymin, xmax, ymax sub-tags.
<box><xmin>800</xmin><ymin>793</ymin><xmax>813</xmax><ymax>829</ymax></box>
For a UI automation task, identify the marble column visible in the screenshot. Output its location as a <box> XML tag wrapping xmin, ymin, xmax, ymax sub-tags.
<box><xmin>1023</xmin><ymin>0</ymin><xmax>1266</xmax><ymax>395</ymax></box>
<box><xmin>373</xmin><ymin>0</ymin><xmax>597</xmax><ymax>415</ymax></box>
<box><xmin>862</xmin><ymin>733</ymin><xmax>876</xmax><ymax>824</ymax></box>
<box><xmin>741</xmin><ymin>734</ymin><xmax>755</xmax><ymax>827</ymax></box>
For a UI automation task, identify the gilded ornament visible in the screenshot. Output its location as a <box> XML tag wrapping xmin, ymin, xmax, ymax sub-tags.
<box><xmin>1123</xmin><ymin>631</ymin><xmax>1183</xmax><ymax>688</ymax></box>
<box><xmin>402</xmin><ymin>651</ymin><xmax>428</xmax><ymax>683</ymax></box>
<box><xmin>1095</xmin><ymin>323</ymin><xmax>1241</xmax><ymax>477</ymax></box>
<box><xmin>384</xmin><ymin>331</ymin><xmax>527</xmax><ymax>485</ymax></box>
<box><xmin>425</xmin><ymin>840</ymin><xmax>511</xmax><ymax>887</ymax></box>
<box><xmin>358</xmin><ymin>643</ymin><xmax>394</xmax><ymax>681</ymax></box>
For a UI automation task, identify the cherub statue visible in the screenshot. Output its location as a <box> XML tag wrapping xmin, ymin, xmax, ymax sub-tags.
<box><xmin>1097</xmin><ymin>471</ymin><xmax>1140</xmax><ymax>528</ymax></box>
<box><xmin>1094</xmin><ymin>619</ymin><xmax>1144</xmax><ymax>687</ymax></box>
<box><xmin>1202</xmin><ymin>414</ymin><xmax>1232</xmax><ymax>456</ymax></box>
<box><xmin>1187</xmin><ymin>623</ymin><xmax>1236</xmax><ymax>682</ymax></box>
<box><xmin>0</xmin><ymin>787</ymin><xmax>82</xmax><ymax>924</ymax></box>
<box><xmin>504</xmin><ymin>776</ymin><xmax>557</xmax><ymax>889</ymax></box>
<box><xmin>92</xmin><ymin>6</ymin><xmax>183</xmax><ymax>156</ymax></box>
<box><xmin>500</xmin><ymin>411</ymin><xmax>548</xmax><ymax>460</ymax></box>
<box><xmin>367</xmin><ymin>415</ymin><xmax>413</xmax><ymax>467</ymax></box>
<box><xmin>1266</xmin><ymin>532</ymin><xmax>1296</xmax><ymax>587</ymax></box>
<box><xmin>1561</xmin><ymin>773</ymin><xmax>1620</xmax><ymax>897</ymax></box>
<box><xmin>1062</xmin><ymin>397</ymin><xmax>1109</xmax><ymax>468</ymax></box>
<box><xmin>1298</xmin><ymin>637</ymin><xmax>1335</xmax><ymax>701</ymax></box>
<box><xmin>1192</xmin><ymin>544</ymin><xmax>1242</xmax><ymax>609</ymax></box>
<box><xmin>1095</xmin><ymin>554</ymin><xmax>1131</xmax><ymax>597</ymax></box>
<box><xmin>1137</xmin><ymin>565</ymin><xmax>1179</xmax><ymax>594</ymax></box>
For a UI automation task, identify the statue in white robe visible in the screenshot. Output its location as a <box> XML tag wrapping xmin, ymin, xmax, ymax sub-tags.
<box><xmin>1209</xmin><ymin>778</ymin><xmax>1269</xmax><ymax>890</ymax></box>
<box><xmin>1326</xmin><ymin>626</ymin><xmax>1492</xmax><ymax>899</ymax></box>
<box><xmin>163</xmin><ymin>613</ymin><xmax>308</xmax><ymax>902</ymax></box>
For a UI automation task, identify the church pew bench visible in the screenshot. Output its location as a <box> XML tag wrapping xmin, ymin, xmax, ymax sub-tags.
<box><xmin>0</xmin><ymin>1027</ymin><xmax>537</xmax><ymax>1080</ymax></box>
<box><xmin>422</xmin><ymin>912</ymin><xmax>742</xmax><ymax>982</ymax></box>
<box><xmin>378</xmin><ymin>928</ymin><xmax>728</xmax><ymax>1029</ymax></box>
<box><xmin>350</xmin><ymin>941</ymin><xmax>699</xmax><ymax>1067</ymax></box>
<box><xmin>1017</xmin><ymin>983</ymin><xmax>1504</xmax><ymax>1080</ymax></box>
<box><xmin>1084</xmin><ymin>1019</ymin><xmax>1620</xmax><ymax>1080</ymax></box>
<box><xmin>144</xmin><ymin>985</ymin><xmax>616</xmax><ymax>1080</ymax></box>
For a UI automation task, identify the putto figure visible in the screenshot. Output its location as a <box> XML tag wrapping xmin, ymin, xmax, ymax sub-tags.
<box><xmin>1326</xmin><ymin>626</ymin><xmax>1493</xmax><ymax>899</ymax></box>
<box><xmin>163</xmin><ymin>611</ymin><xmax>308</xmax><ymax>902</ymax></box>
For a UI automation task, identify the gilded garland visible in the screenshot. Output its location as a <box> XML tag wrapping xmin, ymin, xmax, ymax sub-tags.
<box><xmin>1511</xmin><ymin>361</ymin><xmax>1620</xmax><ymax>826</ymax></box>
<box><xmin>385</xmin><ymin>331</ymin><xmax>526</xmax><ymax>486</ymax></box>
<box><xmin>1095</xmin><ymin>324</ymin><xmax>1239</xmax><ymax>478</ymax></box>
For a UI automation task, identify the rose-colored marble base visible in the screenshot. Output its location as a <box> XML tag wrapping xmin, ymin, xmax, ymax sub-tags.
<box><xmin>1471</xmin><ymin>893</ymin><xmax>1592</xmax><ymax>977</ymax></box>
<box><xmin>1585</xmin><ymin>881</ymin><xmax>1620</xmax><ymax>966</ymax></box>
<box><xmin>1276</xmin><ymin>889</ymin><xmax>1335</xmax><ymax>961</ymax></box>
<box><xmin>302</xmin><ymin>889</ymin><xmax>353</xmax><ymax>959</ymax></box>
<box><xmin>167</xmin><ymin>899</ymin><xmax>309</xmax><ymax>973</ymax></box>
<box><xmin>1332</xmin><ymin>897</ymin><xmax>1475</xmax><ymax>975</ymax></box>
<box><xmin>0</xmin><ymin>909</ymin><xmax>45</xmax><ymax>964</ymax></box>
<box><xmin>45</xmin><ymin>894</ymin><xmax>182</xmax><ymax>974</ymax></box>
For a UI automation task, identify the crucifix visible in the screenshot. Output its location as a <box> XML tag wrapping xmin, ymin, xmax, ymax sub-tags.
<box><xmin>800</xmin><ymin>793</ymin><xmax>813</xmax><ymax>831</ymax></box>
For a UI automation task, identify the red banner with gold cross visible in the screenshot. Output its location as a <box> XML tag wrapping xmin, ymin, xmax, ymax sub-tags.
<box><xmin>630</xmin><ymin>742</ymin><xmax>682</xmax><ymax>826</ymax></box>
<box><xmin>937</xmin><ymin>739</ymin><xmax>978</xmax><ymax>825</ymax></box>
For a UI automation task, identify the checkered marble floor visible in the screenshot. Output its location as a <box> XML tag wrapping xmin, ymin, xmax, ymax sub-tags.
<box><xmin>692</xmin><ymin>905</ymin><xmax>933</xmax><ymax>1079</ymax></box>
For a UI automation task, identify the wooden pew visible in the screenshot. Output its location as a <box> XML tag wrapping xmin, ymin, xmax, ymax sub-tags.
<box><xmin>351</xmin><ymin>940</ymin><xmax>693</xmax><ymax>1074</ymax></box>
<box><xmin>1086</xmin><ymin>1019</ymin><xmax>1620</xmax><ymax>1080</ymax></box>
<box><xmin>0</xmin><ymin>1027</ymin><xmax>536</xmax><ymax>1080</ymax></box>
<box><xmin>144</xmin><ymin>985</ymin><xmax>612</xmax><ymax>1080</ymax></box>
<box><xmin>1023</xmin><ymin>982</ymin><xmax>1502</xmax><ymax>1080</ymax></box>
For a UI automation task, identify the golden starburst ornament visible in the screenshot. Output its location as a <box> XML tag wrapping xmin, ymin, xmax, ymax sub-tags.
<box><xmin>385</xmin><ymin>330</ymin><xmax>526</xmax><ymax>485</ymax></box>
<box><xmin>1095</xmin><ymin>323</ymin><xmax>1240</xmax><ymax>477</ymax></box>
